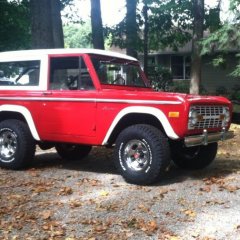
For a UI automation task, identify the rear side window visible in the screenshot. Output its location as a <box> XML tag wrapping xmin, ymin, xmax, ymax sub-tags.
<box><xmin>0</xmin><ymin>60</ymin><xmax>40</xmax><ymax>86</ymax></box>
<box><xmin>49</xmin><ymin>57</ymin><xmax>95</xmax><ymax>90</ymax></box>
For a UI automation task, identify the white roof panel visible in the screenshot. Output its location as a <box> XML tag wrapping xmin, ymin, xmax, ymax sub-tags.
<box><xmin>0</xmin><ymin>48</ymin><xmax>137</xmax><ymax>62</ymax></box>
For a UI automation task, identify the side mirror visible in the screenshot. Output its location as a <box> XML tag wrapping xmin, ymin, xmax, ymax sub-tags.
<box><xmin>0</xmin><ymin>70</ymin><xmax>4</xmax><ymax>78</ymax></box>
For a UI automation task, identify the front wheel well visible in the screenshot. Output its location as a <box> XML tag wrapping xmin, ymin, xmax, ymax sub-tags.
<box><xmin>107</xmin><ymin>113</ymin><xmax>166</xmax><ymax>145</ymax></box>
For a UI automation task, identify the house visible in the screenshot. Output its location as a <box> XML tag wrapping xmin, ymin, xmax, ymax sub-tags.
<box><xmin>144</xmin><ymin>41</ymin><xmax>239</xmax><ymax>94</ymax></box>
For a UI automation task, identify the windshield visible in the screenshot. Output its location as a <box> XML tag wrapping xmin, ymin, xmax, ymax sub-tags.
<box><xmin>91</xmin><ymin>55</ymin><xmax>148</xmax><ymax>88</ymax></box>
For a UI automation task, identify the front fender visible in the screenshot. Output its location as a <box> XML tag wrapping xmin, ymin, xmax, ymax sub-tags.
<box><xmin>102</xmin><ymin>106</ymin><xmax>179</xmax><ymax>145</ymax></box>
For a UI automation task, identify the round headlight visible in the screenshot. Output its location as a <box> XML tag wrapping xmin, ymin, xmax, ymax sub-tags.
<box><xmin>189</xmin><ymin>108</ymin><xmax>198</xmax><ymax>126</ymax></box>
<box><xmin>222</xmin><ymin>107</ymin><xmax>230</xmax><ymax>125</ymax></box>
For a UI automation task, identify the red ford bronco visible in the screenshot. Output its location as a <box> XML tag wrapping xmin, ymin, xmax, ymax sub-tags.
<box><xmin>0</xmin><ymin>49</ymin><xmax>234</xmax><ymax>184</ymax></box>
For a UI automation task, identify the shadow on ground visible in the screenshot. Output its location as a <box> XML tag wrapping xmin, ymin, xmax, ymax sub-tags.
<box><xmin>32</xmin><ymin>147</ymin><xmax>240</xmax><ymax>186</ymax></box>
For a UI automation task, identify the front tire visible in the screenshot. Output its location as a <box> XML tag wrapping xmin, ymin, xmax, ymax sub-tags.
<box><xmin>114</xmin><ymin>124</ymin><xmax>170</xmax><ymax>185</ymax></box>
<box><xmin>0</xmin><ymin>119</ymin><xmax>35</xmax><ymax>169</ymax></box>
<box><xmin>55</xmin><ymin>144</ymin><xmax>92</xmax><ymax>161</ymax></box>
<box><xmin>171</xmin><ymin>142</ymin><xmax>218</xmax><ymax>170</ymax></box>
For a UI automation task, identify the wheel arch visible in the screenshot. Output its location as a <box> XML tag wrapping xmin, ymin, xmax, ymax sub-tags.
<box><xmin>102</xmin><ymin>106</ymin><xmax>179</xmax><ymax>145</ymax></box>
<box><xmin>0</xmin><ymin>104</ymin><xmax>40</xmax><ymax>141</ymax></box>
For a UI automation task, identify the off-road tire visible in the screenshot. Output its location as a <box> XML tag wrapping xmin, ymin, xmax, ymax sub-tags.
<box><xmin>55</xmin><ymin>144</ymin><xmax>92</xmax><ymax>161</ymax></box>
<box><xmin>114</xmin><ymin>124</ymin><xmax>170</xmax><ymax>185</ymax></box>
<box><xmin>171</xmin><ymin>142</ymin><xmax>218</xmax><ymax>170</ymax></box>
<box><xmin>0</xmin><ymin>119</ymin><xmax>35</xmax><ymax>169</ymax></box>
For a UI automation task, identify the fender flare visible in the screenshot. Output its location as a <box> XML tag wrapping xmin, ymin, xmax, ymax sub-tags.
<box><xmin>0</xmin><ymin>104</ymin><xmax>40</xmax><ymax>141</ymax></box>
<box><xmin>102</xmin><ymin>106</ymin><xmax>179</xmax><ymax>145</ymax></box>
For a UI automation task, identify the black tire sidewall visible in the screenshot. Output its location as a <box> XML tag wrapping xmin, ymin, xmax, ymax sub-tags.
<box><xmin>114</xmin><ymin>124</ymin><xmax>170</xmax><ymax>185</ymax></box>
<box><xmin>171</xmin><ymin>142</ymin><xmax>218</xmax><ymax>170</ymax></box>
<box><xmin>0</xmin><ymin>120</ymin><xmax>35</xmax><ymax>169</ymax></box>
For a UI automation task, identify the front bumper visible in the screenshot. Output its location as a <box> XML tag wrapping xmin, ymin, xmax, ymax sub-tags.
<box><xmin>184</xmin><ymin>128</ymin><xmax>235</xmax><ymax>147</ymax></box>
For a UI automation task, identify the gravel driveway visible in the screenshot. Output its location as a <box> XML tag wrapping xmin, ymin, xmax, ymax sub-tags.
<box><xmin>0</xmin><ymin>125</ymin><xmax>240</xmax><ymax>240</ymax></box>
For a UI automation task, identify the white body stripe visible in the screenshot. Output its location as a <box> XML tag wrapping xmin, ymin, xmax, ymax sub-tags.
<box><xmin>0</xmin><ymin>97</ymin><xmax>181</xmax><ymax>105</ymax></box>
<box><xmin>102</xmin><ymin>106</ymin><xmax>179</xmax><ymax>144</ymax></box>
<box><xmin>0</xmin><ymin>105</ymin><xmax>40</xmax><ymax>141</ymax></box>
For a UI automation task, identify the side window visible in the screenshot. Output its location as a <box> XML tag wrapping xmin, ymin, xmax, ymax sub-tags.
<box><xmin>49</xmin><ymin>57</ymin><xmax>95</xmax><ymax>90</ymax></box>
<box><xmin>0</xmin><ymin>60</ymin><xmax>40</xmax><ymax>86</ymax></box>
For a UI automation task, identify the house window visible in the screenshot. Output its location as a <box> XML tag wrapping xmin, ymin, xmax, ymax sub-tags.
<box><xmin>171</xmin><ymin>56</ymin><xmax>191</xmax><ymax>80</ymax></box>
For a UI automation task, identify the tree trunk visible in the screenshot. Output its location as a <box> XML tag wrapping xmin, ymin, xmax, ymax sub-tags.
<box><xmin>51</xmin><ymin>0</ymin><xmax>64</xmax><ymax>48</ymax></box>
<box><xmin>30</xmin><ymin>0</ymin><xmax>64</xmax><ymax>49</ymax></box>
<box><xmin>30</xmin><ymin>0</ymin><xmax>54</xmax><ymax>49</ymax></box>
<box><xmin>143</xmin><ymin>2</ymin><xmax>149</xmax><ymax>77</ymax></box>
<box><xmin>90</xmin><ymin>0</ymin><xmax>105</xmax><ymax>50</ymax></box>
<box><xmin>190</xmin><ymin>0</ymin><xmax>204</xmax><ymax>95</ymax></box>
<box><xmin>126</xmin><ymin>0</ymin><xmax>138</xmax><ymax>58</ymax></box>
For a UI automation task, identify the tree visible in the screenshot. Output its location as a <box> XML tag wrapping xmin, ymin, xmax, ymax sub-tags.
<box><xmin>0</xmin><ymin>0</ymin><xmax>30</xmax><ymax>51</ymax></box>
<box><xmin>190</xmin><ymin>0</ymin><xmax>204</xmax><ymax>94</ymax></box>
<box><xmin>90</xmin><ymin>0</ymin><xmax>105</xmax><ymax>49</ymax></box>
<box><xmin>201</xmin><ymin>0</ymin><xmax>240</xmax><ymax>77</ymax></box>
<box><xmin>64</xmin><ymin>22</ymin><xmax>92</xmax><ymax>48</ymax></box>
<box><xmin>30</xmin><ymin>0</ymin><xmax>70</xmax><ymax>49</ymax></box>
<box><xmin>126</xmin><ymin>0</ymin><xmax>138</xmax><ymax>58</ymax></box>
<box><xmin>106</xmin><ymin>0</ymin><xmax>192</xmax><ymax>66</ymax></box>
<box><xmin>143</xmin><ymin>0</ymin><xmax>149</xmax><ymax>76</ymax></box>
<box><xmin>51</xmin><ymin>0</ymin><xmax>65</xmax><ymax>48</ymax></box>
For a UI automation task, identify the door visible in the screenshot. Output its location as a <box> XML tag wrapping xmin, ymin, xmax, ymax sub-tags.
<box><xmin>39</xmin><ymin>55</ymin><xmax>97</xmax><ymax>143</ymax></box>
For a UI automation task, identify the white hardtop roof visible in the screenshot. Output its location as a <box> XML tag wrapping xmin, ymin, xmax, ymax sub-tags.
<box><xmin>0</xmin><ymin>48</ymin><xmax>137</xmax><ymax>61</ymax></box>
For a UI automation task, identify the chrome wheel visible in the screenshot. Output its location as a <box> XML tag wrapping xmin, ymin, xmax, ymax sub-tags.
<box><xmin>0</xmin><ymin>130</ymin><xmax>17</xmax><ymax>162</ymax></box>
<box><xmin>123</xmin><ymin>139</ymin><xmax>150</xmax><ymax>171</ymax></box>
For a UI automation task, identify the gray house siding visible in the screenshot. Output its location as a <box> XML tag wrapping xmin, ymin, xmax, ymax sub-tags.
<box><xmin>201</xmin><ymin>54</ymin><xmax>239</xmax><ymax>93</ymax></box>
<box><xmin>147</xmin><ymin>52</ymin><xmax>239</xmax><ymax>94</ymax></box>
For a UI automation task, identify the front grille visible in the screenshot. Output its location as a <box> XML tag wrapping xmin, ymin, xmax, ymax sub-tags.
<box><xmin>188</xmin><ymin>105</ymin><xmax>226</xmax><ymax>130</ymax></box>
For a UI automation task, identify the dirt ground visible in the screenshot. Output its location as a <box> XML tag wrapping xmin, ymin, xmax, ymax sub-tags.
<box><xmin>0</xmin><ymin>125</ymin><xmax>240</xmax><ymax>240</ymax></box>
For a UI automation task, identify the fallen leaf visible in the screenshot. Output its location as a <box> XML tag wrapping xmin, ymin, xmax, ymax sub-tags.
<box><xmin>183</xmin><ymin>209</ymin><xmax>196</xmax><ymax>218</ymax></box>
<box><xmin>58</xmin><ymin>187</ymin><xmax>73</xmax><ymax>196</ymax></box>
<box><xmin>40</xmin><ymin>210</ymin><xmax>52</xmax><ymax>220</ymax></box>
<box><xmin>69</xmin><ymin>199</ymin><xmax>82</xmax><ymax>208</ymax></box>
<box><xmin>99</xmin><ymin>190</ymin><xmax>109</xmax><ymax>197</ymax></box>
<box><xmin>199</xmin><ymin>186</ymin><xmax>211</xmax><ymax>192</ymax></box>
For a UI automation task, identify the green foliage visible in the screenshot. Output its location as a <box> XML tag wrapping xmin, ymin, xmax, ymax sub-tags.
<box><xmin>215</xmin><ymin>86</ymin><xmax>228</xmax><ymax>95</ymax></box>
<box><xmin>205</xmin><ymin>7</ymin><xmax>221</xmax><ymax>33</ymax></box>
<box><xmin>201</xmin><ymin>0</ymin><xmax>240</xmax><ymax>77</ymax></box>
<box><xmin>0</xmin><ymin>0</ymin><xmax>31</xmax><ymax>51</ymax></box>
<box><xmin>212</xmin><ymin>55</ymin><xmax>226</xmax><ymax>68</ymax></box>
<box><xmin>201</xmin><ymin>24</ymin><xmax>240</xmax><ymax>56</ymax></box>
<box><xmin>231</xmin><ymin>85</ymin><xmax>240</xmax><ymax>101</ymax></box>
<box><xmin>147</xmin><ymin>0</ymin><xmax>193</xmax><ymax>51</ymax></box>
<box><xmin>106</xmin><ymin>0</ymin><xmax>194</xmax><ymax>53</ymax></box>
<box><xmin>173</xmin><ymin>80</ymin><xmax>190</xmax><ymax>93</ymax></box>
<box><xmin>148</xmin><ymin>65</ymin><xmax>173</xmax><ymax>91</ymax></box>
<box><xmin>63</xmin><ymin>22</ymin><xmax>92</xmax><ymax>48</ymax></box>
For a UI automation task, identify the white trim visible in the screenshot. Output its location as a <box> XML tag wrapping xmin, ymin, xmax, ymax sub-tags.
<box><xmin>0</xmin><ymin>105</ymin><xmax>40</xmax><ymax>141</ymax></box>
<box><xmin>102</xmin><ymin>106</ymin><xmax>179</xmax><ymax>144</ymax></box>
<box><xmin>0</xmin><ymin>48</ymin><xmax>137</xmax><ymax>62</ymax></box>
<box><xmin>0</xmin><ymin>97</ymin><xmax>182</xmax><ymax>105</ymax></box>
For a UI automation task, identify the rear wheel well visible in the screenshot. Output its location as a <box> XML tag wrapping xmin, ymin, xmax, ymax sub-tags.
<box><xmin>0</xmin><ymin>111</ymin><xmax>27</xmax><ymax>123</ymax></box>
<box><xmin>107</xmin><ymin>113</ymin><xmax>166</xmax><ymax>145</ymax></box>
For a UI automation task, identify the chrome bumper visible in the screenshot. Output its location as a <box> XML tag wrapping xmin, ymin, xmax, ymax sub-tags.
<box><xmin>184</xmin><ymin>128</ymin><xmax>235</xmax><ymax>147</ymax></box>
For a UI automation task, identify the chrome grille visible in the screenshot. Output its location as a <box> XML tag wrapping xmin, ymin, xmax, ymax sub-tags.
<box><xmin>188</xmin><ymin>105</ymin><xmax>226</xmax><ymax>130</ymax></box>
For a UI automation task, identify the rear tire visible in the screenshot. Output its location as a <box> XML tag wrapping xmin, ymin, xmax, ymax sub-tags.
<box><xmin>55</xmin><ymin>144</ymin><xmax>92</xmax><ymax>161</ymax></box>
<box><xmin>171</xmin><ymin>142</ymin><xmax>218</xmax><ymax>170</ymax></box>
<box><xmin>0</xmin><ymin>119</ymin><xmax>35</xmax><ymax>169</ymax></box>
<box><xmin>114</xmin><ymin>124</ymin><xmax>170</xmax><ymax>185</ymax></box>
